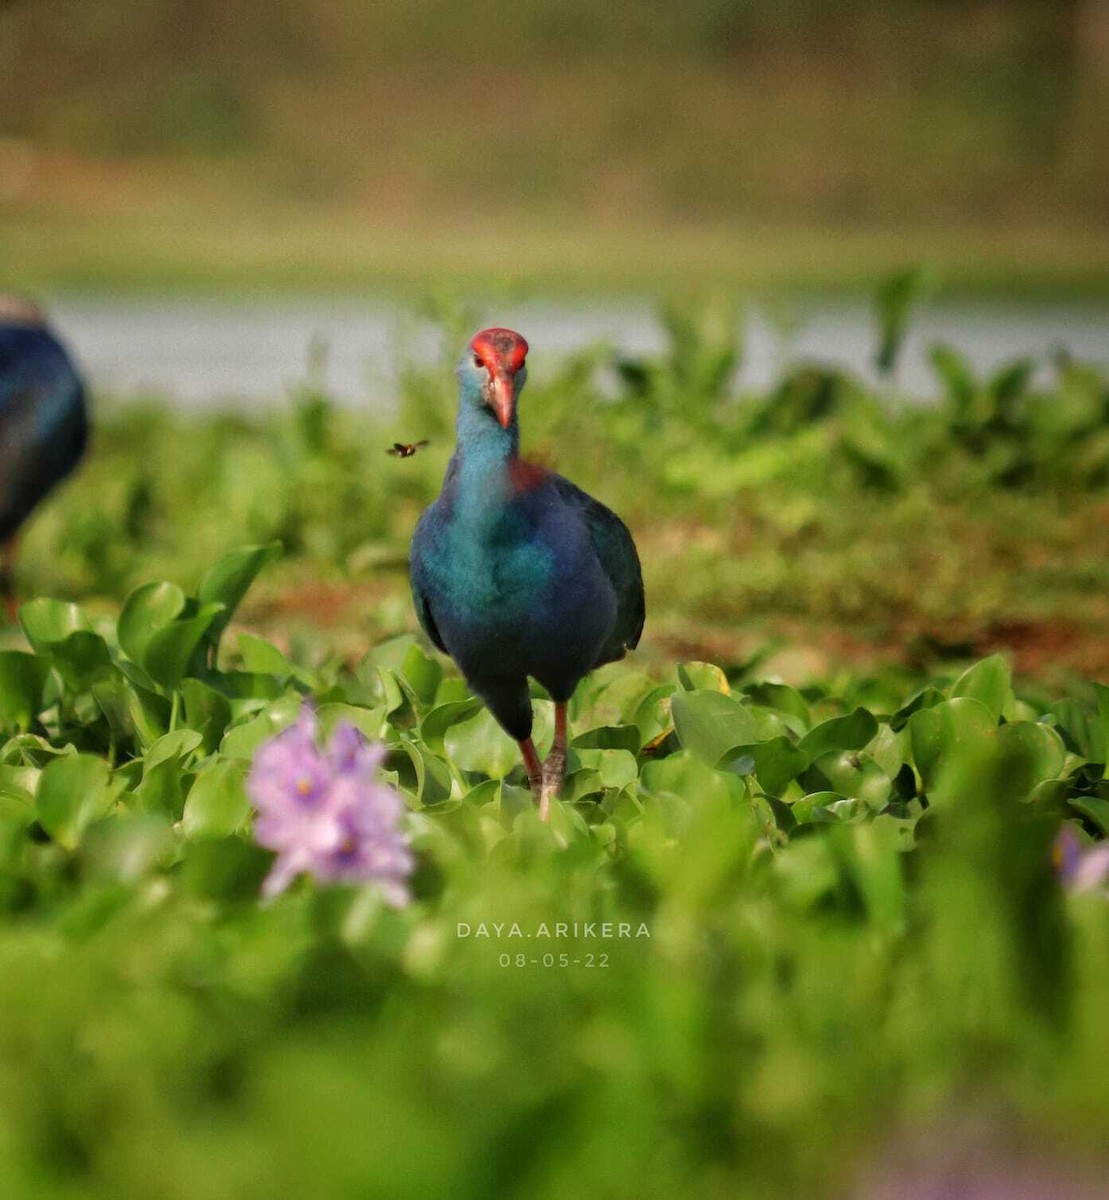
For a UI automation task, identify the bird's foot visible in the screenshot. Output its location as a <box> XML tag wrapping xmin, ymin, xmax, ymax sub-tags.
<box><xmin>538</xmin><ymin>745</ymin><xmax>566</xmax><ymax>823</ymax></box>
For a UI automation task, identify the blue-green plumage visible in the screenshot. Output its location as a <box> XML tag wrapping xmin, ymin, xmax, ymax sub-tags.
<box><xmin>0</xmin><ymin>300</ymin><xmax>88</xmax><ymax>546</ymax></box>
<box><xmin>410</xmin><ymin>329</ymin><xmax>643</xmax><ymax>747</ymax></box>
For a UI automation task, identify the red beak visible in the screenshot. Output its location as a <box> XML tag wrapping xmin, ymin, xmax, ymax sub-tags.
<box><xmin>491</xmin><ymin>370</ymin><xmax>515</xmax><ymax>429</ymax></box>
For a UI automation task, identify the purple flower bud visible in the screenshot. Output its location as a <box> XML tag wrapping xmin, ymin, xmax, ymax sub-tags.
<box><xmin>247</xmin><ymin>705</ymin><xmax>413</xmax><ymax>904</ymax></box>
<box><xmin>1054</xmin><ymin>825</ymin><xmax>1109</xmax><ymax>894</ymax></box>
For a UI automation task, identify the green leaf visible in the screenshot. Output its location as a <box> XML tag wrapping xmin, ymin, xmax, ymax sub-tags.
<box><xmin>0</xmin><ymin>733</ymin><xmax>70</xmax><ymax>768</ymax></box>
<box><xmin>0</xmin><ymin>652</ymin><xmax>51</xmax><ymax>732</ymax></box>
<box><xmin>950</xmin><ymin>655</ymin><xmax>1014</xmax><ymax>721</ymax></box>
<box><xmin>1093</xmin><ymin>683</ymin><xmax>1109</xmax><ymax>773</ymax></box>
<box><xmin>812</xmin><ymin>750</ymin><xmax>893</xmax><ymax>812</ymax></box>
<box><xmin>831</xmin><ymin>820</ymin><xmax>907</xmax><ymax>932</ymax></box>
<box><xmin>419</xmin><ymin>698</ymin><xmax>483</xmax><ymax>756</ymax></box>
<box><xmin>561</xmin><ymin>767</ymin><xmax>606</xmax><ymax>805</ymax></box>
<box><xmin>908</xmin><ymin>697</ymin><xmax>996</xmax><ymax>791</ymax></box>
<box><xmin>889</xmin><ymin>687</ymin><xmax>945</xmax><ymax>732</ymax></box>
<box><xmin>462</xmin><ymin>778</ymin><xmax>500</xmax><ymax>808</ymax></box>
<box><xmin>640</xmin><ymin>751</ymin><xmax>746</xmax><ymax>818</ymax></box>
<box><xmin>143</xmin><ymin>729</ymin><xmax>204</xmax><ymax>772</ymax></box>
<box><xmin>133</xmin><ymin>730</ymin><xmax>203</xmax><ymax>817</ymax></box>
<box><xmin>358</xmin><ymin>634</ymin><xmax>421</xmax><ymax>680</ymax></box>
<box><xmin>770</xmin><ymin>828</ymin><xmax>839</xmax><ymax>903</ymax></box>
<box><xmin>132</xmin><ymin>759</ymin><xmax>186</xmax><ymax>818</ymax></box>
<box><xmin>587</xmin><ymin>671</ymin><xmax>669</xmax><ymax>730</ymax></box>
<box><xmin>1049</xmin><ymin>698</ymin><xmax>1103</xmax><ymax>760</ymax></box>
<box><xmin>117</xmin><ymin>657</ymin><xmax>160</xmax><ymax>695</ymax></box>
<box><xmin>181</xmin><ymin>759</ymin><xmax>250</xmax><ymax>839</ymax></box>
<box><xmin>181</xmin><ymin>679</ymin><xmax>233</xmax><ymax>752</ymax></box>
<box><xmin>500</xmin><ymin>781</ymin><xmax>536</xmax><ymax>826</ymax></box>
<box><xmin>197</xmin><ymin>542</ymin><xmax>282</xmax><ymax>648</ymax></box>
<box><xmin>632</xmin><ymin>685</ymin><xmax>676</xmax><ymax>743</ymax></box>
<box><xmin>1068</xmin><ymin>796</ymin><xmax>1109</xmax><ymax>837</ymax></box>
<box><xmin>397</xmin><ymin>642</ymin><xmax>442</xmax><ymax>708</ymax></box>
<box><xmin>126</xmin><ymin>682</ymin><xmax>173</xmax><ymax>750</ymax></box>
<box><xmin>572</xmin><ymin>748</ymin><xmax>639</xmax><ymax>790</ymax></box>
<box><xmin>1028</xmin><ymin>779</ymin><xmax>1071</xmax><ymax>815</ymax></box>
<box><xmin>433</xmin><ymin>677</ymin><xmax>472</xmax><ymax>706</ymax></box>
<box><xmin>118</xmin><ymin>581</ymin><xmax>187</xmax><ymax>666</ymax></box>
<box><xmin>18</xmin><ymin>598</ymin><xmax>92</xmax><ymax>654</ymax></box>
<box><xmin>141</xmin><ymin>603</ymin><xmax>225</xmax><ymax>689</ymax></box>
<box><xmin>791</xmin><ymin>791</ymin><xmax>852</xmax><ymax>824</ymax></box>
<box><xmin>400</xmin><ymin>737</ymin><xmax>452</xmax><ymax>805</ymax></box>
<box><xmin>445</xmin><ymin>708</ymin><xmax>525</xmax><ymax>780</ymax></box>
<box><xmin>671</xmin><ymin>690</ymin><xmax>762</xmax><ymax>764</ymax></box>
<box><xmin>798</xmin><ymin>708</ymin><xmax>879</xmax><ymax>764</ymax></box>
<box><xmin>866</xmin><ymin>723</ymin><xmax>911</xmax><ymax>778</ymax></box>
<box><xmin>91</xmin><ymin>678</ymin><xmax>136</xmax><ymax>746</ymax></box>
<box><xmin>220</xmin><ymin>695</ymin><xmax>305</xmax><ymax>759</ymax></box>
<box><xmin>989</xmin><ymin>358</ymin><xmax>1035</xmax><ymax>415</ymax></box>
<box><xmin>875</xmin><ymin>266</ymin><xmax>929</xmax><ymax>375</ymax></box>
<box><xmin>208</xmin><ymin>671</ymin><xmax>286</xmax><ymax>705</ymax></box>
<box><xmin>0</xmin><ymin>763</ymin><xmax>37</xmax><ymax>822</ymax></box>
<box><xmin>372</xmin><ymin>667</ymin><xmax>409</xmax><ymax>718</ymax></box>
<box><xmin>49</xmin><ymin>631</ymin><xmax>114</xmax><ymax>692</ymax></box>
<box><xmin>741</xmin><ymin>681</ymin><xmax>811</xmax><ymax>726</ymax></box>
<box><xmin>237</xmin><ymin>633</ymin><xmax>295</xmax><ymax>676</ymax></box>
<box><xmin>572</xmin><ymin>724</ymin><xmax>642</xmax><ymax>754</ymax></box>
<box><xmin>721</xmin><ymin>736</ymin><xmax>806</xmax><ymax>796</ymax></box>
<box><xmin>36</xmin><ymin>754</ymin><xmax>116</xmax><ymax>849</ymax></box>
<box><xmin>315</xmin><ymin>703</ymin><xmax>387</xmax><ymax>744</ymax></box>
<box><xmin>677</xmin><ymin>662</ymin><xmax>729</xmax><ymax>693</ymax></box>
<box><xmin>994</xmin><ymin>721</ymin><xmax>1067</xmax><ymax>794</ymax></box>
<box><xmin>16</xmin><ymin>598</ymin><xmax>111</xmax><ymax>694</ymax></box>
<box><xmin>930</xmin><ymin>343</ymin><xmax>977</xmax><ymax>415</ymax></box>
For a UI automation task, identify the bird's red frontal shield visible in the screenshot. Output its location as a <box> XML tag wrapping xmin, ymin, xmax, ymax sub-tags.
<box><xmin>471</xmin><ymin>328</ymin><xmax>529</xmax><ymax>429</ymax></box>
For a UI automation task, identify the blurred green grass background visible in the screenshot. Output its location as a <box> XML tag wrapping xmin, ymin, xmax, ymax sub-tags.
<box><xmin>2</xmin><ymin>0</ymin><xmax>1109</xmax><ymax>294</ymax></box>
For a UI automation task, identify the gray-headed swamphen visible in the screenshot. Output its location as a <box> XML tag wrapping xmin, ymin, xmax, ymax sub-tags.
<box><xmin>409</xmin><ymin>328</ymin><xmax>644</xmax><ymax>820</ymax></box>
<box><xmin>0</xmin><ymin>296</ymin><xmax>89</xmax><ymax>621</ymax></box>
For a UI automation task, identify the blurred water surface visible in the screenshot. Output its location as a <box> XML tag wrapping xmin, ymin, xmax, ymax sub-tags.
<box><xmin>48</xmin><ymin>295</ymin><xmax>1109</xmax><ymax>410</ymax></box>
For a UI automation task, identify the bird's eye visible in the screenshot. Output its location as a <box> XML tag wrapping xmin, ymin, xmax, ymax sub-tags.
<box><xmin>473</xmin><ymin>355</ymin><xmax>483</xmax><ymax>369</ymax></box>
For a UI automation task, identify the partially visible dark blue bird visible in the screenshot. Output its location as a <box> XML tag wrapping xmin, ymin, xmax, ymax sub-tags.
<box><xmin>0</xmin><ymin>296</ymin><xmax>89</xmax><ymax>621</ymax></box>
<box><xmin>410</xmin><ymin>328</ymin><xmax>644</xmax><ymax>819</ymax></box>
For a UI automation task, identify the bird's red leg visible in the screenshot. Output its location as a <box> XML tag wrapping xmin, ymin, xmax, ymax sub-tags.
<box><xmin>518</xmin><ymin>738</ymin><xmax>544</xmax><ymax>799</ymax></box>
<box><xmin>539</xmin><ymin>702</ymin><xmax>569</xmax><ymax>822</ymax></box>
<box><xmin>0</xmin><ymin>537</ymin><xmax>17</xmax><ymax>625</ymax></box>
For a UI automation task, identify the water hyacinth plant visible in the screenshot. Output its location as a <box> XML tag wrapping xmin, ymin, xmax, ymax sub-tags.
<box><xmin>247</xmin><ymin>705</ymin><xmax>413</xmax><ymax>903</ymax></box>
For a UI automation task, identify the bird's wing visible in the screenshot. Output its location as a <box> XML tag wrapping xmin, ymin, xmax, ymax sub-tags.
<box><xmin>412</xmin><ymin>575</ymin><xmax>447</xmax><ymax>653</ymax></box>
<box><xmin>409</xmin><ymin>511</ymin><xmax>448</xmax><ymax>653</ymax></box>
<box><xmin>0</xmin><ymin>386</ymin><xmax>43</xmax><ymax>518</ymax></box>
<box><xmin>549</xmin><ymin>474</ymin><xmax>645</xmax><ymax>663</ymax></box>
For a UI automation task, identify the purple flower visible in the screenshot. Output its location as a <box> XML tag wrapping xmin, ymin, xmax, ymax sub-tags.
<box><xmin>1054</xmin><ymin>825</ymin><xmax>1109</xmax><ymax>893</ymax></box>
<box><xmin>247</xmin><ymin>706</ymin><xmax>413</xmax><ymax>904</ymax></box>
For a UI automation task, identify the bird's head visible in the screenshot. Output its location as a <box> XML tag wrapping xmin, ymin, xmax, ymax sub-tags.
<box><xmin>458</xmin><ymin>328</ymin><xmax>529</xmax><ymax>429</ymax></box>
